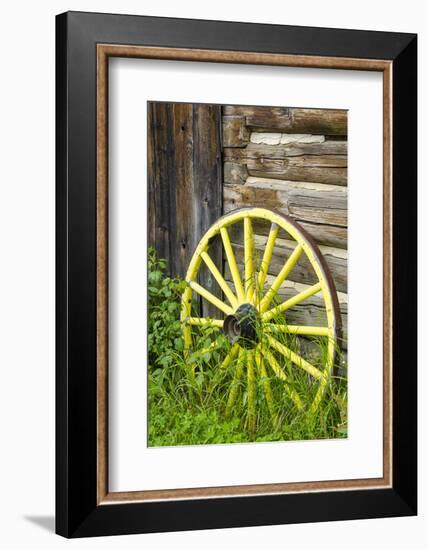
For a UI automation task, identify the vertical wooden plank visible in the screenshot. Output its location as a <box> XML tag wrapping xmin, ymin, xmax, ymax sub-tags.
<box><xmin>148</xmin><ymin>102</ymin><xmax>223</xmax><ymax>318</ymax></box>
<box><xmin>148</xmin><ymin>102</ymin><xmax>176</xmax><ymax>267</ymax></box>
<box><xmin>148</xmin><ymin>102</ymin><xmax>195</xmax><ymax>279</ymax></box>
<box><xmin>192</xmin><ymin>104</ymin><xmax>223</xmax><ymax>318</ymax></box>
<box><xmin>171</xmin><ymin>103</ymin><xmax>195</xmax><ymax>278</ymax></box>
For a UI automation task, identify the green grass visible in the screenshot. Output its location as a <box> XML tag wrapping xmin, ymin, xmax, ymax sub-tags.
<box><xmin>147</xmin><ymin>247</ymin><xmax>348</xmax><ymax>447</ymax></box>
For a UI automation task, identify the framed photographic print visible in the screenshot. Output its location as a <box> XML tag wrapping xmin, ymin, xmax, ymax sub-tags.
<box><xmin>56</xmin><ymin>11</ymin><xmax>417</xmax><ymax>538</ymax></box>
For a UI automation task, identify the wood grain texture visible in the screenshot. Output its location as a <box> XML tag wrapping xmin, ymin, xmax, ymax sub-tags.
<box><xmin>225</xmin><ymin>201</ymin><xmax>348</xmax><ymax>249</ymax></box>
<box><xmin>148</xmin><ymin>102</ymin><xmax>223</xmax><ymax>316</ymax></box>
<box><xmin>382</xmin><ymin>62</ymin><xmax>393</xmax><ymax>486</ymax></box>
<box><xmin>224</xmin><ymin>180</ymin><xmax>347</xmax><ymax>228</ymax></box>
<box><xmin>99</xmin><ymin>43</ymin><xmax>391</xmax><ymax>72</ymax></box>
<box><xmin>192</xmin><ymin>104</ymin><xmax>224</xmax><ymax>317</ymax></box>
<box><xmin>226</xmin><ymin>141</ymin><xmax>348</xmax><ymax>158</ymax></box>
<box><xmin>224</xmin><ymin>143</ymin><xmax>347</xmax><ymax>186</ymax></box>
<box><xmin>297</xmin><ymin>221</ymin><xmax>347</xmax><ymax>249</ymax></box>
<box><xmin>245</xmin><ymin>158</ymin><xmax>347</xmax><ymax>185</ymax></box>
<box><xmin>96</xmin><ymin>45</ymin><xmax>108</xmax><ymax>505</ymax></box>
<box><xmin>224</xmin><ymin>106</ymin><xmax>347</xmax><ymax>135</ymax></box>
<box><xmin>222</xmin><ymin>116</ymin><xmax>250</xmax><ymax>147</ymax></box>
<box><xmin>224</xmin><ymin>161</ymin><xmax>249</xmax><ymax>184</ymax></box>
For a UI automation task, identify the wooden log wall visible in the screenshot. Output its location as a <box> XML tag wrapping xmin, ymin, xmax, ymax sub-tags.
<box><xmin>222</xmin><ymin>105</ymin><xmax>348</xmax><ymax>346</ymax></box>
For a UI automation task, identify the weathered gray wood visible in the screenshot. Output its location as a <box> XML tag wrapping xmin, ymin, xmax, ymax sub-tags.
<box><xmin>148</xmin><ymin>103</ymin><xmax>196</xmax><ymax>275</ymax></box>
<box><xmin>286</xmin><ymin>108</ymin><xmax>347</xmax><ymax>136</ymax></box>
<box><xmin>223</xmin><ymin>161</ymin><xmax>248</xmax><ymax>185</ymax></box>
<box><xmin>224</xmin><ymin>145</ymin><xmax>347</xmax><ymax>185</ymax></box>
<box><xmin>298</xmin><ymin>221</ymin><xmax>347</xmax><ymax>249</ymax></box>
<box><xmin>246</xmin><ymin>158</ymin><xmax>347</xmax><ymax>186</ymax></box>
<box><xmin>225</xmin><ymin>141</ymin><xmax>348</xmax><ymax>159</ymax></box>
<box><xmin>192</xmin><ymin>104</ymin><xmax>224</xmax><ymax>318</ymax></box>
<box><xmin>147</xmin><ymin>102</ymin><xmax>223</xmax><ymax>317</ymax></box>
<box><xmin>223</xmin><ymin>106</ymin><xmax>347</xmax><ymax>135</ymax></box>
<box><xmin>224</xmin><ymin>180</ymin><xmax>347</xmax><ymax>228</ymax></box>
<box><xmin>251</xmin><ymin>133</ymin><xmax>326</xmax><ymax>145</ymax></box>
<box><xmin>148</xmin><ymin>102</ymin><xmax>172</xmax><ymax>266</ymax></box>
<box><xmin>288</xmin><ymin>205</ymin><xmax>346</xmax><ymax>227</ymax></box>
<box><xmin>172</xmin><ymin>103</ymin><xmax>198</xmax><ymax>278</ymax></box>
<box><xmin>222</xmin><ymin>115</ymin><xmax>250</xmax><ymax>147</ymax></box>
<box><xmin>223</xmin><ymin>105</ymin><xmax>291</xmax><ymax>129</ymax></box>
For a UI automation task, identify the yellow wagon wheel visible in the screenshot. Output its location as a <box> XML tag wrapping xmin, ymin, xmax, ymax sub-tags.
<box><xmin>181</xmin><ymin>207</ymin><xmax>341</xmax><ymax>428</ymax></box>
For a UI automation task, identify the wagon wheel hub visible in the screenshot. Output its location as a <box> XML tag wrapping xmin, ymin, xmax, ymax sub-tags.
<box><xmin>223</xmin><ymin>303</ymin><xmax>260</xmax><ymax>349</ymax></box>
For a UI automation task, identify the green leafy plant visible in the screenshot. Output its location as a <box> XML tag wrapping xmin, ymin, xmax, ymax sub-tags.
<box><xmin>148</xmin><ymin>247</ymin><xmax>186</xmax><ymax>369</ymax></box>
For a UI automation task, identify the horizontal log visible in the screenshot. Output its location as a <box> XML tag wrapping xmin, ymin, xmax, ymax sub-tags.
<box><xmin>250</xmin><ymin>133</ymin><xmax>326</xmax><ymax>145</ymax></box>
<box><xmin>229</xmin><ymin>235</ymin><xmax>347</xmax><ymax>293</ymax></box>
<box><xmin>222</xmin><ymin>115</ymin><xmax>250</xmax><ymax>147</ymax></box>
<box><xmin>224</xmin><ymin>147</ymin><xmax>347</xmax><ymax>185</ymax></box>
<box><xmin>246</xmin><ymin>158</ymin><xmax>347</xmax><ymax>186</ymax></box>
<box><xmin>224</xmin><ymin>179</ymin><xmax>347</xmax><ymax>227</ymax></box>
<box><xmin>298</xmin><ymin>221</ymin><xmax>347</xmax><ymax>249</ymax></box>
<box><xmin>223</xmin><ymin>201</ymin><xmax>347</xmax><ymax>249</ymax></box>
<box><xmin>223</xmin><ymin>106</ymin><xmax>347</xmax><ymax>135</ymax></box>
<box><xmin>223</xmin><ymin>105</ymin><xmax>291</xmax><ymax>129</ymax></box>
<box><xmin>223</xmin><ymin>105</ymin><xmax>291</xmax><ymax>117</ymax></box>
<box><xmin>224</xmin><ymin>141</ymin><xmax>348</xmax><ymax>159</ymax></box>
<box><xmin>287</xmin><ymin>108</ymin><xmax>347</xmax><ymax>136</ymax></box>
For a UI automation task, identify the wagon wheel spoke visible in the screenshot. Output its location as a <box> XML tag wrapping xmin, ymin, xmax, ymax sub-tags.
<box><xmin>309</xmin><ymin>338</ymin><xmax>336</xmax><ymax>413</ymax></box>
<box><xmin>256</xmin><ymin>223</ymin><xmax>279</xmax><ymax>301</ymax></box>
<box><xmin>310</xmin><ymin>376</ymin><xmax>329</xmax><ymax>414</ymax></box>
<box><xmin>219</xmin><ymin>343</ymin><xmax>239</xmax><ymax>370</ymax></box>
<box><xmin>198</xmin><ymin>337</ymin><xmax>222</xmax><ymax>357</ymax></box>
<box><xmin>254</xmin><ymin>346</ymin><xmax>276</xmax><ymax>421</ymax></box>
<box><xmin>246</xmin><ymin>350</ymin><xmax>256</xmax><ymax>432</ymax></box>
<box><xmin>244</xmin><ymin>216</ymin><xmax>255</xmax><ymax>303</ymax></box>
<box><xmin>266</xmin><ymin>334</ymin><xmax>325</xmax><ymax>381</ymax></box>
<box><xmin>188</xmin><ymin>280</ymin><xmax>234</xmax><ymax>316</ymax></box>
<box><xmin>201</xmin><ymin>251</ymin><xmax>238</xmax><ymax>309</ymax></box>
<box><xmin>225</xmin><ymin>348</ymin><xmax>246</xmax><ymax>418</ymax></box>
<box><xmin>181</xmin><ymin>286</ymin><xmax>193</xmax><ymax>351</ymax></box>
<box><xmin>262</xmin><ymin>282</ymin><xmax>322</xmax><ymax>322</ymax></box>
<box><xmin>260</xmin><ymin>244</ymin><xmax>303</xmax><ymax>313</ymax></box>
<box><xmin>259</xmin><ymin>346</ymin><xmax>303</xmax><ymax>410</ymax></box>
<box><xmin>220</xmin><ymin>226</ymin><xmax>245</xmax><ymax>303</ymax></box>
<box><xmin>185</xmin><ymin>317</ymin><xmax>224</xmax><ymax>328</ymax></box>
<box><xmin>265</xmin><ymin>324</ymin><xmax>331</xmax><ymax>337</ymax></box>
